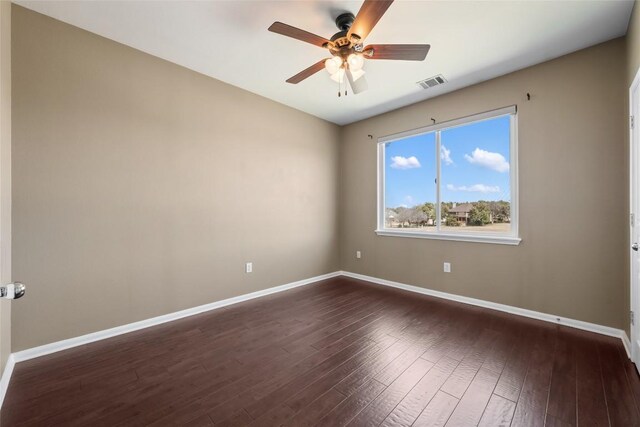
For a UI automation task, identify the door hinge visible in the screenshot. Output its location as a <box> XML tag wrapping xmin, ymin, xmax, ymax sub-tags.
<box><xmin>632</xmin><ymin>310</ymin><xmax>635</xmax><ymax>326</ymax></box>
<box><xmin>632</xmin><ymin>115</ymin><xmax>635</xmax><ymax>130</ymax></box>
<box><xmin>632</xmin><ymin>213</ymin><xmax>635</xmax><ymax>227</ymax></box>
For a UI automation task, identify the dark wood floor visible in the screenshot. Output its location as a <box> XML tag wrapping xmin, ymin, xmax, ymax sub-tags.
<box><xmin>3</xmin><ymin>276</ymin><xmax>640</xmax><ymax>426</ymax></box>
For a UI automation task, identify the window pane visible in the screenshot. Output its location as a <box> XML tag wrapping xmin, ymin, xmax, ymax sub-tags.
<box><xmin>440</xmin><ymin>115</ymin><xmax>511</xmax><ymax>234</ymax></box>
<box><xmin>384</xmin><ymin>132</ymin><xmax>436</xmax><ymax>230</ymax></box>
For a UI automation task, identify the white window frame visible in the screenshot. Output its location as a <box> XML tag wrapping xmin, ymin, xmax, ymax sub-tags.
<box><xmin>376</xmin><ymin>105</ymin><xmax>521</xmax><ymax>245</ymax></box>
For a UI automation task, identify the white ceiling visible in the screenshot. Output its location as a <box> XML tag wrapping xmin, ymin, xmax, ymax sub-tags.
<box><xmin>15</xmin><ymin>0</ymin><xmax>635</xmax><ymax>125</ymax></box>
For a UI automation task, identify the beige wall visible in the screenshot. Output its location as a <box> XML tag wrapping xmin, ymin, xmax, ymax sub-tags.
<box><xmin>340</xmin><ymin>38</ymin><xmax>628</xmax><ymax>331</ymax></box>
<box><xmin>9</xmin><ymin>5</ymin><xmax>634</xmax><ymax>353</ymax></box>
<box><xmin>629</xmin><ymin>1</ymin><xmax>640</xmax><ymax>85</ymax></box>
<box><xmin>11</xmin><ymin>6</ymin><xmax>340</xmax><ymax>351</ymax></box>
<box><xmin>0</xmin><ymin>0</ymin><xmax>11</xmax><ymax>371</ymax></box>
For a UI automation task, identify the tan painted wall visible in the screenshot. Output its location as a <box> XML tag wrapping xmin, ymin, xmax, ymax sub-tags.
<box><xmin>11</xmin><ymin>6</ymin><xmax>340</xmax><ymax>351</ymax></box>
<box><xmin>629</xmin><ymin>1</ymin><xmax>640</xmax><ymax>85</ymax></box>
<box><xmin>0</xmin><ymin>0</ymin><xmax>11</xmax><ymax>371</ymax></box>
<box><xmin>9</xmin><ymin>4</ymin><xmax>632</xmax><ymax>353</ymax></box>
<box><xmin>340</xmin><ymin>38</ymin><xmax>628</xmax><ymax>331</ymax></box>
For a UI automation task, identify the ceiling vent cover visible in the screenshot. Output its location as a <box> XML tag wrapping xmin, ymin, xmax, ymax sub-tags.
<box><xmin>417</xmin><ymin>75</ymin><xmax>447</xmax><ymax>90</ymax></box>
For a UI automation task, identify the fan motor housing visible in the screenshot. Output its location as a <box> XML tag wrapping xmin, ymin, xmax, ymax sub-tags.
<box><xmin>329</xmin><ymin>13</ymin><xmax>357</xmax><ymax>48</ymax></box>
<box><xmin>330</xmin><ymin>30</ymin><xmax>349</xmax><ymax>45</ymax></box>
<box><xmin>335</xmin><ymin>13</ymin><xmax>355</xmax><ymax>31</ymax></box>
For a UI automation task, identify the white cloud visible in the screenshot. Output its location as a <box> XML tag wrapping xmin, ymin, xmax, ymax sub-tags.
<box><xmin>440</xmin><ymin>145</ymin><xmax>453</xmax><ymax>166</ymax></box>
<box><xmin>446</xmin><ymin>184</ymin><xmax>501</xmax><ymax>193</ymax></box>
<box><xmin>404</xmin><ymin>195</ymin><xmax>415</xmax><ymax>205</ymax></box>
<box><xmin>464</xmin><ymin>148</ymin><xmax>509</xmax><ymax>173</ymax></box>
<box><xmin>390</xmin><ymin>156</ymin><xmax>421</xmax><ymax>169</ymax></box>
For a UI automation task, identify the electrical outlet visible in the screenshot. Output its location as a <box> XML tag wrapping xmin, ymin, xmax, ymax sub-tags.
<box><xmin>356</xmin><ymin>251</ymin><xmax>362</xmax><ymax>259</ymax></box>
<box><xmin>443</xmin><ymin>262</ymin><xmax>451</xmax><ymax>273</ymax></box>
<box><xmin>245</xmin><ymin>262</ymin><xmax>253</xmax><ymax>273</ymax></box>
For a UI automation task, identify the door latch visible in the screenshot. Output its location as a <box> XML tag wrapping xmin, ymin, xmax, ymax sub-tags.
<box><xmin>0</xmin><ymin>283</ymin><xmax>25</xmax><ymax>299</ymax></box>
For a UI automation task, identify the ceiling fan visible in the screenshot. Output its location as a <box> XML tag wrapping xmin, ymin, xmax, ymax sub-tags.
<box><xmin>268</xmin><ymin>0</ymin><xmax>430</xmax><ymax>96</ymax></box>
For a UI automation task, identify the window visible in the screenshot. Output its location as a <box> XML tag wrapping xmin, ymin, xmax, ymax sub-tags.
<box><xmin>377</xmin><ymin>106</ymin><xmax>520</xmax><ymax>245</ymax></box>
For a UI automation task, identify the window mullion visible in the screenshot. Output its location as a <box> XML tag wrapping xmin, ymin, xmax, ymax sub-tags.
<box><xmin>435</xmin><ymin>130</ymin><xmax>441</xmax><ymax>233</ymax></box>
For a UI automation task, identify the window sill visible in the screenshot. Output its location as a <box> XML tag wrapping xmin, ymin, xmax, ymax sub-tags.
<box><xmin>374</xmin><ymin>229</ymin><xmax>522</xmax><ymax>246</ymax></box>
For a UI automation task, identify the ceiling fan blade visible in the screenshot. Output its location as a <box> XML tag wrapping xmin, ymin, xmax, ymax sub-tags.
<box><xmin>286</xmin><ymin>59</ymin><xmax>328</xmax><ymax>84</ymax></box>
<box><xmin>268</xmin><ymin>22</ymin><xmax>331</xmax><ymax>48</ymax></box>
<box><xmin>364</xmin><ymin>44</ymin><xmax>431</xmax><ymax>61</ymax></box>
<box><xmin>346</xmin><ymin>69</ymin><xmax>368</xmax><ymax>94</ymax></box>
<box><xmin>348</xmin><ymin>0</ymin><xmax>394</xmax><ymax>42</ymax></box>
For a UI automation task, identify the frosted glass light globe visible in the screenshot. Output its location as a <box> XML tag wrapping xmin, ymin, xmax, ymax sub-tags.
<box><xmin>324</xmin><ymin>57</ymin><xmax>343</xmax><ymax>75</ymax></box>
<box><xmin>347</xmin><ymin>53</ymin><xmax>364</xmax><ymax>71</ymax></box>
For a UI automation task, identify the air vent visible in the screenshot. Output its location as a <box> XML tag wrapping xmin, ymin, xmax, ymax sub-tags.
<box><xmin>417</xmin><ymin>75</ymin><xmax>447</xmax><ymax>90</ymax></box>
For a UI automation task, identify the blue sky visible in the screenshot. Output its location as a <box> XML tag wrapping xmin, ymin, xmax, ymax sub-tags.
<box><xmin>384</xmin><ymin>115</ymin><xmax>511</xmax><ymax>207</ymax></box>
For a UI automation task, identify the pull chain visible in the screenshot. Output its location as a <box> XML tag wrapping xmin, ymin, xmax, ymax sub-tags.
<box><xmin>344</xmin><ymin>69</ymin><xmax>347</xmax><ymax>96</ymax></box>
<box><xmin>337</xmin><ymin>66</ymin><xmax>348</xmax><ymax>98</ymax></box>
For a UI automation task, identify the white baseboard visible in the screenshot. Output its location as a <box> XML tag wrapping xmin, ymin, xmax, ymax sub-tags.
<box><xmin>341</xmin><ymin>271</ymin><xmax>629</xmax><ymax>349</ymax></box>
<box><xmin>1</xmin><ymin>269</ymin><xmax>632</xmax><ymax>411</ymax></box>
<box><xmin>0</xmin><ymin>354</ymin><xmax>15</xmax><ymax>409</ymax></box>
<box><xmin>12</xmin><ymin>271</ymin><xmax>341</xmax><ymax>364</ymax></box>
<box><xmin>10</xmin><ymin>270</ymin><xmax>631</xmax><ymax>363</ymax></box>
<box><xmin>622</xmin><ymin>331</ymin><xmax>632</xmax><ymax>359</ymax></box>
<box><xmin>0</xmin><ymin>271</ymin><xmax>337</xmax><ymax>410</ymax></box>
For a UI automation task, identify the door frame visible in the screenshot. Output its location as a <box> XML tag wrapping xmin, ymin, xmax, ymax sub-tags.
<box><xmin>630</xmin><ymin>66</ymin><xmax>640</xmax><ymax>365</ymax></box>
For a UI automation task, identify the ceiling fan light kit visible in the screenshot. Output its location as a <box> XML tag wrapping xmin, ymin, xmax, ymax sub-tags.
<box><xmin>268</xmin><ymin>0</ymin><xmax>430</xmax><ymax>96</ymax></box>
<box><xmin>324</xmin><ymin>56</ymin><xmax>343</xmax><ymax>75</ymax></box>
<box><xmin>347</xmin><ymin>53</ymin><xmax>365</xmax><ymax>71</ymax></box>
<box><xmin>329</xmin><ymin>68</ymin><xmax>346</xmax><ymax>83</ymax></box>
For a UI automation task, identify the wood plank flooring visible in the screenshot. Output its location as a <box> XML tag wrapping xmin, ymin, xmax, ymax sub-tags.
<box><xmin>3</xmin><ymin>276</ymin><xmax>639</xmax><ymax>426</ymax></box>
